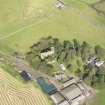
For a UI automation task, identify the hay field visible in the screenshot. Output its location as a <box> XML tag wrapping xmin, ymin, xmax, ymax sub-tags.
<box><xmin>0</xmin><ymin>68</ymin><xmax>52</xmax><ymax>105</ymax></box>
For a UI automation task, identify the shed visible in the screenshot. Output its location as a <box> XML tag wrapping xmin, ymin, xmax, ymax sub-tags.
<box><xmin>58</xmin><ymin>100</ymin><xmax>70</xmax><ymax>105</ymax></box>
<box><xmin>61</xmin><ymin>84</ymin><xmax>83</xmax><ymax>101</ymax></box>
<box><xmin>37</xmin><ymin>77</ymin><xmax>57</xmax><ymax>95</ymax></box>
<box><xmin>20</xmin><ymin>71</ymin><xmax>31</xmax><ymax>81</ymax></box>
<box><xmin>55</xmin><ymin>0</ymin><xmax>65</xmax><ymax>9</ymax></box>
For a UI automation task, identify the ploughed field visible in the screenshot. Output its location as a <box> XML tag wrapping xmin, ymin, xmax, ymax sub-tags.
<box><xmin>0</xmin><ymin>68</ymin><xmax>52</xmax><ymax>105</ymax></box>
<box><xmin>0</xmin><ymin>0</ymin><xmax>105</xmax><ymax>54</ymax></box>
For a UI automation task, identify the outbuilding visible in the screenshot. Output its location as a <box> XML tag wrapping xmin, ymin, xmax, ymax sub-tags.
<box><xmin>20</xmin><ymin>71</ymin><xmax>31</xmax><ymax>81</ymax></box>
<box><xmin>37</xmin><ymin>77</ymin><xmax>57</xmax><ymax>95</ymax></box>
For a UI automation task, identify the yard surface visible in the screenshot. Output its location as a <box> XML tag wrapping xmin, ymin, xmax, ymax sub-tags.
<box><xmin>0</xmin><ymin>0</ymin><xmax>105</xmax><ymax>54</ymax></box>
<box><xmin>0</xmin><ymin>68</ymin><xmax>53</xmax><ymax>105</ymax></box>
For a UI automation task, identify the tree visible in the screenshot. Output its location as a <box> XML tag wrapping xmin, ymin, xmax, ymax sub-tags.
<box><xmin>82</xmin><ymin>65</ymin><xmax>90</xmax><ymax>80</ymax></box>
<box><xmin>40</xmin><ymin>62</ymin><xmax>54</xmax><ymax>75</ymax></box>
<box><xmin>95</xmin><ymin>45</ymin><xmax>105</xmax><ymax>58</ymax></box>
<box><xmin>63</xmin><ymin>40</ymin><xmax>73</xmax><ymax>50</ymax></box>
<box><xmin>75</xmin><ymin>68</ymin><xmax>82</xmax><ymax>80</ymax></box>
<box><xmin>57</xmin><ymin>51</ymin><xmax>66</xmax><ymax>63</ymax></box>
<box><xmin>76</xmin><ymin>59</ymin><xmax>82</xmax><ymax>67</ymax></box>
<box><xmin>97</xmin><ymin>66</ymin><xmax>105</xmax><ymax>83</ymax></box>
<box><xmin>31</xmin><ymin>56</ymin><xmax>41</xmax><ymax>69</ymax></box>
<box><xmin>81</xmin><ymin>41</ymin><xmax>92</xmax><ymax>62</ymax></box>
<box><xmin>53</xmin><ymin>38</ymin><xmax>63</xmax><ymax>57</ymax></box>
<box><xmin>73</xmin><ymin>39</ymin><xmax>81</xmax><ymax>56</ymax></box>
<box><xmin>26</xmin><ymin>52</ymin><xmax>34</xmax><ymax>63</ymax></box>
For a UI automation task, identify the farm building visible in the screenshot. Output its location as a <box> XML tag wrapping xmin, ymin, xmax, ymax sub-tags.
<box><xmin>60</xmin><ymin>64</ymin><xmax>66</xmax><ymax>71</ymax></box>
<box><xmin>37</xmin><ymin>77</ymin><xmax>90</xmax><ymax>105</ymax></box>
<box><xmin>87</xmin><ymin>56</ymin><xmax>96</xmax><ymax>64</ymax></box>
<box><xmin>40</xmin><ymin>47</ymin><xmax>55</xmax><ymax>59</ymax></box>
<box><xmin>20</xmin><ymin>71</ymin><xmax>31</xmax><ymax>81</ymax></box>
<box><xmin>95</xmin><ymin>60</ymin><xmax>104</xmax><ymax>67</ymax></box>
<box><xmin>50</xmin><ymin>77</ymin><xmax>90</xmax><ymax>105</ymax></box>
<box><xmin>62</xmin><ymin>77</ymin><xmax>76</xmax><ymax>88</ymax></box>
<box><xmin>50</xmin><ymin>92</ymin><xmax>65</xmax><ymax>104</ymax></box>
<box><xmin>50</xmin><ymin>92</ymin><xmax>70</xmax><ymax>105</ymax></box>
<box><xmin>54</xmin><ymin>73</ymin><xmax>65</xmax><ymax>81</ymax></box>
<box><xmin>37</xmin><ymin>77</ymin><xmax>57</xmax><ymax>95</ymax></box>
<box><xmin>55</xmin><ymin>0</ymin><xmax>65</xmax><ymax>9</ymax></box>
<box><xmin>58</xmin><ymin>101</ymin><xmax>69</xmax><ymax>105</ymax></box>
<box><xmin>61</xmin><ymin>84</ymin><xmax>85</xmax><ymax>104</ymax></box>
<box><xmin>87</xmin><ymin>56</ymin><xmax>104</xmax><ymax>67</ymax></box>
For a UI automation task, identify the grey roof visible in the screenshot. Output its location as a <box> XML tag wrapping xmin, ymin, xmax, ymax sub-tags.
<box><xmin>61</xmin><ymin>84</ymin><xmax>82</xmax><ymax>101</ymax></box>
<box><xmin>58</xmin><ymin>100</ymin><xmax>70</xmax><ymax>105</ymax></box>
<box><xmin>50</xmin><ymin>92</ymin><xmax>65</xmax><ymax>104</ymax></box>
<box><xmin>63</xmin><ymin>78</ymin><xmax>76</xmax><ymax>88</ymax></box>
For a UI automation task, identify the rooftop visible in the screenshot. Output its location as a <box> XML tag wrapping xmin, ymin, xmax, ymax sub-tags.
<box><xmin>61</xmin><ymin>84</ymin><xmax>83</xmax><ymax>101</ymax></box>
<box><xmin>62</xmin><ymin>78</ymin><xmax>76</xmax><ymax>88</ymax></box>
<box><xmin>37</xmin><ymin>77</ymin><xmax>57</xmax><ymax>95</ymax></box>
<box><xmin>20</xmin><ymin>71</ymin><xmax>31</xmax><ymax>81</ymax></box>
<box><xmin>58</xmin><ymin>100</ymin><xmax>70</xmax><ymax>105</ymax></box>
<box><xmin>40</xmin><ymin>47</ymin><xmax>55</xmax><ymax>59</ymax></box>
<box><xmin>50</xmin><ymin>92</ymin><xmax>65</xmax><ymax>104</ymax></box>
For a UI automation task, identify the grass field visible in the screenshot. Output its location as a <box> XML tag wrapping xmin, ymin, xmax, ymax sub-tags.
<box><xmin>0</xmin><ymin>0</ymin><xmax>105</xmax><ymax>54</ymax></box>
<box><xmin>88</xmin><ymin>84</ymin><xmax>105</xmax><ymax>105</ymax></box>
<box><xmin>80</xmin><ymin>0</ymin><xmax>100</xmax><ymax>4</ymax></box>
<box><xmin>0</xmin><ymin>68</ymin><xmax>53</xmax><ymax>105</ymax></box>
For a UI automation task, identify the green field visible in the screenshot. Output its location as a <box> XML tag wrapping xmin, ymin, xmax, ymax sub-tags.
<box><xmin>80</xmin><ymin>0</ymin><xmax>100</xmax><ymax>4</ymax></box>
<box><xmin>89</xmin><ymin>84</ymin><xmax>105</xmax><ymax>105</ymax></box>
<box><xmin>0</xmin><ymin>0</ymin><xmax>105</xmax><ymax>54</ymax></box>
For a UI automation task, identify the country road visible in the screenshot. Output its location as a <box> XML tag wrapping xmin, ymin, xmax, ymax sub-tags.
<box><xmin>0</xmin><ymin>51</ymin><xmax>62</xmax><ymax>89</ymax></box>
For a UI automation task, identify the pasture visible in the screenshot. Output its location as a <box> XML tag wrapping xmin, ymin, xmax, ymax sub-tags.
<box><xmin>88</xmin><ymin>84</ymin><xmax>105</xmax><ymax>105</ymax></box>
<box><xmin>0</xmin><ymin>68</ymin><xmax>53</xmax><ymax>105</ymax></box>
<box><xmin>80</xmin><ymin>0</ymin><xmax>100</xmax><ymax>4</ymax></box>
<box><xmin>0</xmin><ymin>0</ymin><xmax>105</xmax><ymax>54</ymax></box>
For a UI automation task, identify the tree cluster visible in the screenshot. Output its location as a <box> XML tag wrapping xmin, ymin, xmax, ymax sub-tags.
<box><xmin>25</xmin><ymin>36</ymin><xmax>105</xmax><ymax>85</ymax></box>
